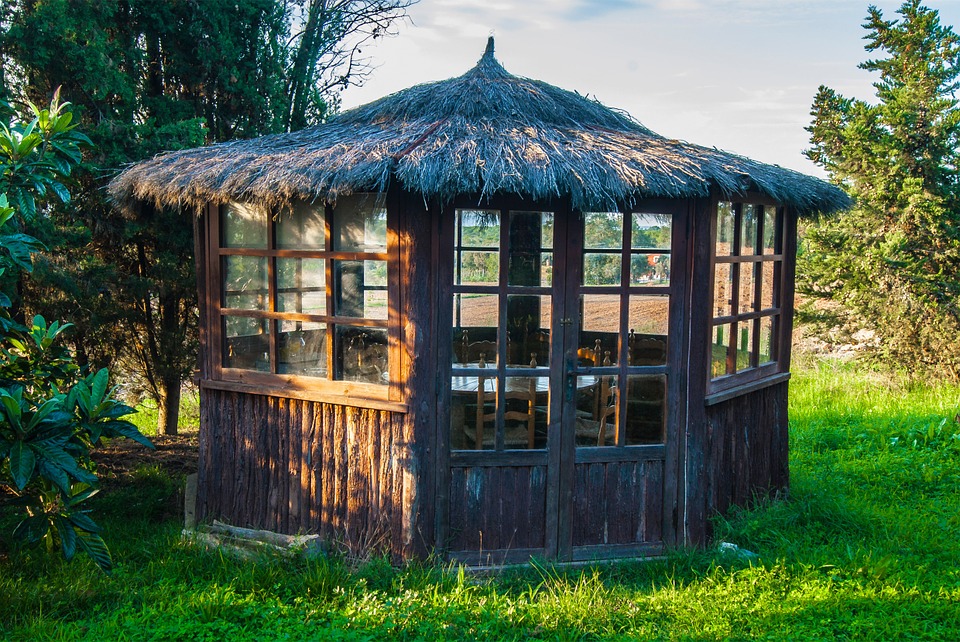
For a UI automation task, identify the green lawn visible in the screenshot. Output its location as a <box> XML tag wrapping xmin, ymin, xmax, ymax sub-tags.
<box><xmin>2</xmin><ymin>357</ymin><xmax>960</xmax><ymax>640</ymax></box>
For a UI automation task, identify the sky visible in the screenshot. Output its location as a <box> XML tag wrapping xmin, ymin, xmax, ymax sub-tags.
<box><xmin>339</xmin><ymin>0</ymin><xmax>960</xmax><ymax>178</ymax></box>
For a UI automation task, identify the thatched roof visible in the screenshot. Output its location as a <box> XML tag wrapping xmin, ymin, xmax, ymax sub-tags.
<box><xmin>109</xmin><ymin>38</ymin><xmax>850</xmax><ymax>215</ymax></box>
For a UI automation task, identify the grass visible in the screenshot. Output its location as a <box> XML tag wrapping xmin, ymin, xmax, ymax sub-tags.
<box><xmin>127</xmin><ymin>389</ymin><xmax>201</xmax><ymax>437</ymax></box>
<box><xmin>2</xmin><ymin>356</ymin><xmax>960</xmax><ymax>640</ymax></box>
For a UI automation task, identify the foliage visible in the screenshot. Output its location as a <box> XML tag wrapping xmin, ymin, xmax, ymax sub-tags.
<box><xmin>0</xmin><ymin>96</ymin><xmax>151</xmax><ymax>573</ymax></box>
<box><xmin>799</xmin><ymin>1</ymin><xmax>960</xmax><ymax>376</ymax></box>
<box><xmin>2</xmin><ymin>357</ymin><xmax>960</xmax><ymax>637</ymax></box>
<box><xmin>2</xmin><ymin>0</ymin><xmax>415</xmax><ymax>435</ymax></box>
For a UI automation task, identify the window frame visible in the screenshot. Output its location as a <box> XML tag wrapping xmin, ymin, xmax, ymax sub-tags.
<box><xmin>205</xmin><ymin>194</ymin><xmax>403</xmax><ymax>408</ymax></box>
<box><xmin>706</xmin><ymin>195</ymin><xmax>789</xmax><ymax>399</ymax></box>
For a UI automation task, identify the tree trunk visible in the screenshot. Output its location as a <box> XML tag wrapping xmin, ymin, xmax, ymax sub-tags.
<box><xmin>156</xmin><ymin>374</ymin><xmax>182</xmax><ymax>436</ymax></box>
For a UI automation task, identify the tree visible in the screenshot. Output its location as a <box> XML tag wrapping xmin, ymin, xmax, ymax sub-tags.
<box><xmin>800</xmin><ymin>0</ymin><xmax>960</xmax><ymax>376</ymax></box>
<box><xmin>3</xmin><ymin>0</ymin><xmax>414</xmax><ymax>434</ymax></box>
<box><xmin>0</xmin><ymin>96</ymin><xmax>150</xmax><ymax>573</ymax></box>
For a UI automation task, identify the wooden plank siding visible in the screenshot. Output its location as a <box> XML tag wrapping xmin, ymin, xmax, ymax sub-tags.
<box><xmin>197</xmin><ymin>387</ymin><xmax>416</xmax><ymax>560</ymax></box>
<box><xmin>703</xmin><ymin>381</ymin><xmax>789</xmax><ymax>519</ymax></box>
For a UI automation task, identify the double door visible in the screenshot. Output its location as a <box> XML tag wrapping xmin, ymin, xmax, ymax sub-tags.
<box><xmin>439</xmin><ymin>199</ymin><xmax>685</xmax><ymax>563</ymax></box>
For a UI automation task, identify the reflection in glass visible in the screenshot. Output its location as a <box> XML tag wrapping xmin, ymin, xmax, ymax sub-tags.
<box><xmin>625</xmin><ymin>375</ymin><xmax>665</xmax><ymax>445</ymax></box>
<box><xmin>760</xmin><ymin>261</ymin><xmax>776</xmax><ymax>310</ymax></box>
<box><xmin>458</xmin><ymin>210</ymin><xmax>500</xmax><ymax>248</ymax></box>
<box><xmin>739</xmin><ymin>262</ymin><xmax>756</xmax><ymax>314</ymax></box>
<box><xmin>453</xmin><ymin>294</ymin><xmax>498</xmax><ymax>365</ymax></box>
<box><xmin>762</xmin><ymin>205</ymin><xmax>779</xmax><ymax>255</ymax></box>
<box><xmin>333</xmin><ymin>260</ymin><xmax>387</xmax><ymax>318</ymax></box>
<box><xmin>583</xmin><ymin>253</ymin><xmax>621</xmax><ymax>286</ymax></box>
<box><xmin>630</xmin><ymin>253</ymin><xmax>670</xmax><ymax>286</ymax></box>
<box><xmin>278</xmin><ymin>321</ymin><xmax>326</xmax><ymax>376</ymax></box>
<box><xmin>716</xmin><ymin>202</ymin><xmax>735</xmax><ymax>255</ymax></box>
<box><xmin>580</xmin><ymin>295</ymin><xmax>620</xmax><ymax>364</ymax></box>
<box><xmin>631</xmin><ymin>212</ymin><xmax>671</xmax><ymax>249</ymax></box>
<box><xmin>277</xmin><ymin>258</ymin><xmax>325</xmax><ymax>315</ymax></box>
<box><xmin>458</xmin><ymin>251</ymin><xmax>499</xmax><ymax>285</ymax></box>
<box><xmin>222</xmin><ymin>202</ymin><xmax>268</xmax><ymax>249</ymax></box>
<box><xmin>277</xmin><ymin>202</ymin><xmax>326</xmax><ymax>249</ymax></box>
<box><xmin>223</xmin><ymin>256</ymin><xmax>267</xmax><ymax>310</ymax></box>
<box><xmin>741</xmin><ymin>204</ymin><xmax>759</xmax><ymax>255</ymax></box>
<box><xmin>223</xmin><ymin>316</ymin><xmax>269</xmax><ymax>370</ymax></box>
<box><xmin>575</xmin><ymin>374</ymin><xmax>618</xmax><ymax>447</ymax></box>
<box><xmin>713</xmin><ymin>262</ymin><xmax>732</xmax><ymax>317</ymax></box>
<box><xmin>336</xmin><ymin>326</ymin><xmax>387</xmax><ymax>384</ymax></box>
<box><xmin>333</xmin><ymin>193</ymin><xmax>387</xmax><ymax>252</ymax></box>
<box><xmin>759</xmin><ymin>316</ymin><xmax>777</xmax><ymax>364</ymax></box>
<box><xmin>584</xmin><ymin>211</ymin><xmax>623</xmax><ymax>249</ymax></box>
<box><xmin>711</xmin><ymin>323</ymin><xmax>733</xmax><ymax>377</ymax></box>
<box><xmin>737</xmin><ymin>320</ymin><xmax>755</xmax><ymax>371</ymax></box>
<box><xmin>507</xmin><ymin>294</ymin><xmax>550</xmax><ymax>366</ymax></box>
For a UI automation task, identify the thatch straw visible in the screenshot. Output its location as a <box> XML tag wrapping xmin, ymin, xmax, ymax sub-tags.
<box><xmin>108</xmin><ymin>37</ymin><xmax>850</xmax><ymax>215</ymax></box>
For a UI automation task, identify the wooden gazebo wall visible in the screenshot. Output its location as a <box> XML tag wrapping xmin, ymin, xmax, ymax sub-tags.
<box><xmin>193</xmin><ymin>191</ymin><xmax>438</xmax><ymax>560</ymax></box>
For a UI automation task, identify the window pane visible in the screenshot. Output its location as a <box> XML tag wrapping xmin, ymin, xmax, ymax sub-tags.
<box><xmin>334</xmin><ymin>260</ymin><xmax>386</xmax><ymax>318</ymax></box>
<box><xmin>762</xmin><ymin>205</ymin><xmax>779</xmax><ymax>255</ymax></box>
<box><xmin>453</xmin><ymin>294</ymin><xmax>498</xmax><ymax>365</ymax></box>
<box><xmin>333</xmin><ymin>193</ymin><xmax>387</xmax><ymax>252</ymax></box>
<box><xmin>760</xmin><ymin>260</ymin><xmax>777</xmax><ymax>310</ymax></box>
<box><xmin>508</xmin><ymin>211</ymin><xmax>549</xmax><ymax>287</ymax></box>
<box><xmin>713</xmin><ymin>262</ymin><xmax>732</xmax><ymax>318</ymax></box>
<box><xmin>458</xmin><ymin>210</ymin><xmax>500</xmax><ymax>248</ymax></box>
<box><xmin>336</xmin><ymin>326</ymin><xmax>388</xmax><ymax>384</ymax></box>
<box><xmin>716</xmin><ymin>202</ymin><xmax>735</xmax><ymax>256</ymax></box>
<box><xmin>277</xmin><ymin>202</ymin><xmax>326</xmax><ymax>249</ymax></box>
<box><xmin>759</xmin><ymin>316</ymin><xmax>777</xmax><ymax>364</ymax></box>
<box><xmin>452</xmin><ymin>371</ymin><xmax>498</xmax><ymax>450</ymax></box>
<box><xmin>223</xmin><ymin>316</ymin><xmax>269</xmax><ymax>370</ymax></box>
<box><xmin>223</xmin><ymin>256</ymin><xmax>267</xmax><ymax>310</ymax></box>
<box><xmin>541</xmin><ymin>213</ymin><xmax>554</xmax><ymax>249</ymax></box>
<box><xmin>628</xmin><ymin>296</ymin><xmax>668</xmax><ymax>365</ymax></box>
<box><xmin>222</xmin><ymin>202</ymin><xmax>267</xmax><ymax>249</ymax></box>
<box><xmin>277</xmin><ymin>258</ymin><xmax>326</xmax><ymax>315</ymax></box>
<box><xmin>540</xmin><ymin>252</ymin><xmax>553</xmax><ymax>287</ymax></box>
<box><xmin>584</xmin><ymin>211</ymin><xmax>623</xmax><ymax>250</ymax></box>
<box><xmin>507</xmin><ymin>294</ymin><xmax>550</xmax><ymax>366</ymax></box>
<box><xmin>631</xmin><ymin>212</ymin><xmax>671</xmax><ymax>250</ymax></box>
<box><xmin>580</xmin><ymin>294</ymin><xmax>619</xmax><ymax>365</ymax></box>
<box><xmin>503</xmin><ymin>375</ymin><xmax>548</xmax><ymax>449</ymax></box>
<box><xmin>630</xmin><ymin>253</ymin><xmax>670</xmax><ymax>286</ymax></box>
<box><xmin>711</xmin><ymin>323</ymin><xmax>733</xmax><ymax>378</ymax></box>
<box><xmin>741</xmin><ymin>204</ymin><xmax>759</xmax><ymax>256</ymax></box>
<box><xmin>736</xmin><ymin>320</ymin><xmax>755</xmax><ymax>371</ymax></box>
<box><xmin>278</xmin><ymin>321</ymin><xmax>326</xmax><ymax>376</ymax></box>
<box><xmin>583</xmin><ymin>253</ymin><xmax>621</xmax><ymax>286</ymax></box>
<box><xmin>458</xmin><ymin>251</ymin><xmax>499</xmax><ymax>285</ymax></box>
<box><xmin>575</xmin><ymin>374</ymin><xmax>617</xmax><ymax>447</ymax></box>
<box><xmin>625</xmin><ymin>375</ymin><xmax>665</xmax><ymax>445</ymax></box>
<box><xmin>739</xmin><ymin>262</ymin><xmax>756</xmax><ymax>314</ymax></box>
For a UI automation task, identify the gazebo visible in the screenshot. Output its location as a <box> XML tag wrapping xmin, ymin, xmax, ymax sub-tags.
<box><xmin>110</xmin><ymin>39</ymin><xmax>849</xmax><ymax>565</ymax></box>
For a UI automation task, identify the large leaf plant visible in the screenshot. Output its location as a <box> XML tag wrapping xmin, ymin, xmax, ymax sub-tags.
<box><xmin>0</xmin><ymin>93</ymin><xmax>151</xmax><ymax>573</ymax></box>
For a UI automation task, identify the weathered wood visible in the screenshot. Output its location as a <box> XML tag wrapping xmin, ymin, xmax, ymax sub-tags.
<box><xmin>197</xmin><ymin>388</ymin><xmax>409</xmax><ymax>557</ymax></box>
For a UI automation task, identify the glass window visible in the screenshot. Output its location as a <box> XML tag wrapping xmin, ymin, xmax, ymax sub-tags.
<box><xmin>709</xmin><ymin>201</ymin><xmax>784</xmax><ymax>388</ymax></box>
<box><xmin>216</xmin><ymin>195</ymin><xmax>392</xmax><ymax>389</ymax></box>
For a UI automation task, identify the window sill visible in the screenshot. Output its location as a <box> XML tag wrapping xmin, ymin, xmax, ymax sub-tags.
<box><xmin>200</xmin><ymin>378</ymin><xmax>409</xmax><ymax>413</ymax></box>
<box><xmin>704</xmin><ymin>371</ymin><xmax>791</xmax><ymax>406</ymax></box>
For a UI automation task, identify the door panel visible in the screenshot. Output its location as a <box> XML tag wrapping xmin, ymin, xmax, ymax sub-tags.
<box><xmin>441</xmin><ymin>199</ymin><xmax>683</xmax><ymax>563</ymax></box>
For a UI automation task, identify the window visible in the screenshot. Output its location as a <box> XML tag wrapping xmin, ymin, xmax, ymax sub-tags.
<box><xmin>708</xmin><ymin>200</ymin><xmax>784</xmax><ymax>391</ymax></box>
<box><xmin>214</xmin><ymin>194</ymin><xmax>395</xmax><ymax>394</ymax></box>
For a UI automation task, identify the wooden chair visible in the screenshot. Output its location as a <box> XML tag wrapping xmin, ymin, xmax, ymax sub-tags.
<box><xmin>459</xmin><ymin>329</ymin><xmax>497</xmax><ymax>365</ymax></box>
<box><xmin>474</xmin><ymin>353</ymin><xmax>538</xmax><ymax>449</ymax></box>
<box><xmin>575</xmin><ymin>340</ymin><xmax>618</xmax><ymax>446</ymax></box>
<box><xmin>628</xmin><ymin>329</ymin><xmax>666</xmax><ymax>366</ymax></box>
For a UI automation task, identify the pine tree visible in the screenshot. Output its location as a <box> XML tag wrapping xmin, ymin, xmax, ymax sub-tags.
<box><xmin>801</xmin><ymin>0</ymin><xmax>960</xmax><ymax>376</ymax></box>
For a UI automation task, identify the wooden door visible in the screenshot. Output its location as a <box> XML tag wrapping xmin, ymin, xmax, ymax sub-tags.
<box><xmin>558</xmin><ymin>202</ymin><xmax>685</xmax><ymax>561</ymax></box>
<box><xmin>438</xmin><ymin>199</ymin><xmax>684</xmax><ymax>564</ymax></box>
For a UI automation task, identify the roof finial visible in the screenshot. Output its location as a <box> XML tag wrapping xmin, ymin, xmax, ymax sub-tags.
<box><xmin>484</xmin><ymin>35</ymin><xmax>495</xmax><ymax>58</ymax></box>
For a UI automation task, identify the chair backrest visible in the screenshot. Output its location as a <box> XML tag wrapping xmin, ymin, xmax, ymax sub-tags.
<box><xmin>344</xmin><ymin>334</ymin><xmax>387</xmax><ymax>382</ymax></box>
<box><xmin>459</xmin><ymin>329</ymin><xmax>497</xmax><ymax>365</ymax></box>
